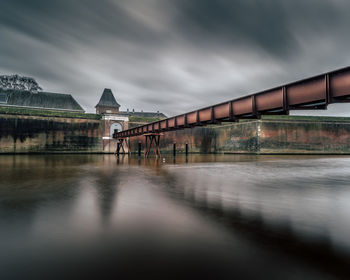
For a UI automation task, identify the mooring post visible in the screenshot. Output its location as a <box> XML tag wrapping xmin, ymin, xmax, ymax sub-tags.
<box><xmin>138</xmin><ymin>141</ymin><xmax>141</xmax><ymax>157</ymax></box>
<box><xmin>144</xmin><ymin>136</ymin><xmax>148</xmax><ymax>157</ymax></box>
<box><xmin>185</xmin><ymin>142</ymin><xmax>189</xmax><ymax>156</ymax></box>
<box><xmin>173</xmin><ymin>142</ymin><xmax>176</xmax><ymax>157</ymax></box>
<box><xmin>128</xmin><ymin>139</ymin><xmax>131</xmax><ymax>154</ymax></box>
<box><xmin>116</xmin><ymin>142</ymin><xmax>120</xmax><ymax>157</ymax></box>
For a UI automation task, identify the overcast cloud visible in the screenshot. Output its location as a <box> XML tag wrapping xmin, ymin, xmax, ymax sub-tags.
<box><xmin>1</xmin><ymin>0</ymin><xmax>350</xmax><ymax>116</ymax></box>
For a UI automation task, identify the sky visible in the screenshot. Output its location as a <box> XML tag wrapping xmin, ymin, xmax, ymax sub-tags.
<box><xmin>1</xmin><ymin>0</ymin><xmax>350</xmax><ymax>116</ymax></box>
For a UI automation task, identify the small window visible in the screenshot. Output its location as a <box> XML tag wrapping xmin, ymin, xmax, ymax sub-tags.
<box><xmin>0</xmin><ymin>93</ymin><xmax>8</xmax><ymax>103</ymax></box>
<box><xmin>106</xmin><ymin>110</ymin><xmax>112</xmax><ymax>113</ymax></box>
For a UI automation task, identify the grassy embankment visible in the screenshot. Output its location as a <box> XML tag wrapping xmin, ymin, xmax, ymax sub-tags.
<box><xmin>261</xmin><ymin>115</ymin><xmax>350</xmax><ymax>122</ymax></box>
<box><xmin>0</xmin><ymin>106</ymin><xmax>101</xmax><ymax>120</ymax></box>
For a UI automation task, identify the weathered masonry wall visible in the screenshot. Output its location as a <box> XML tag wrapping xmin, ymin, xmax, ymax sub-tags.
<box><xmin>128</xmin><ymin>121</ymin><xmax>258</xmax><ymax>154</ymax></box>
<box><xmin>129</xmin><ymin>117</ymin><xmax>350</xmax><ymax>154</ymax></box>
<box><xmin>259</xmin><ymin>119</ymin><xmax>350</xmax><ymax>154</ymax></box>
<box><xmin>0</xmin><ymin>114</ymin><xmax>102</xmax><ymax>153</ymax></box>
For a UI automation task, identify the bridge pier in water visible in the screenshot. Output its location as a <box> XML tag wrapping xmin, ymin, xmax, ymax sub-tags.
<box><xmin>113</xmin><ymin>130</ymin><xmax>191</xmax><ymax>158</ymax></box>
<box><xmin>144</xmin><ymin>133</ymin><xmax>162</xmax><ymax>157</ymax></box>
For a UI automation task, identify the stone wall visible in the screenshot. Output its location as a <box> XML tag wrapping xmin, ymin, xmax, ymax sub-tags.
<box><xmin>259</xmin><ymin>119</ymin><xmax>350</xmax><ymax>154</ymax></box>
<box><xmin>0</xmin><ymin>114</ymin><xmax>102</xmax><ymax>153</ymax></box>
<box><xmin>128</xmin><ymin>117</ymin><xmax>350</xmax><ymax>155</ymax></box>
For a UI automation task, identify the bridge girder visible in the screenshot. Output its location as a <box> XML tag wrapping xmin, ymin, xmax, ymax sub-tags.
<box><xmin>114</xmin><ymin>66</ymin><xmax>350</xmax><ymax>139</ymax></box>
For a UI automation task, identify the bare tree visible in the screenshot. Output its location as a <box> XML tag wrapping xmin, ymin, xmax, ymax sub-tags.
<box><xmin>0</xmin><ymin>74</ymin><xmax>43</xmax><ymax>92</ymax></box>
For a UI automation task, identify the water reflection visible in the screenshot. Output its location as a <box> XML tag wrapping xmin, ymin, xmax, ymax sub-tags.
<box><xmin>155</xmin><ymin>162</ymin><xmax>350</xmax><ymax>278</ymax></box>
<box><xmin>93</xmin><ymin>168</ymin><xmax>120</xmax><ymax>226</ymax></box>
<box><xmin>0</xmin><ymin>154</ymin><xmax>349</xmax><ymax>279</ymax></box>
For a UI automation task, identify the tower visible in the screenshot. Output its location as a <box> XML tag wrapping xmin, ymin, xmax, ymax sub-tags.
<box><xmin>96</xmin><ymin>88</ymin><xmax>129</xmax><ymax>153</ymax></box>
<box><xmin>95</xmin><ymin>88</ymin><xmax>120</xmax><ymax>114</ymax></box>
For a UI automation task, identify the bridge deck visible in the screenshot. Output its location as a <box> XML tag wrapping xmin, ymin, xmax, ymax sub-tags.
<box><xmin>114</xmin><ymin>66</ymin><xmax>350</xmax><ymax>139</ymax></box>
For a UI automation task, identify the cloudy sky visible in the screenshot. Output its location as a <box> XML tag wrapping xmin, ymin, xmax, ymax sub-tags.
<box><xmin>1</xmin><ymin>0</ymin><xmax>350</xmax><ymax>116</ymax></box>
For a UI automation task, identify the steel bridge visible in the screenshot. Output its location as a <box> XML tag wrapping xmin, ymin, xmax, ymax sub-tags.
<box><xmin>113</xmin><ymin>66</ymin><xmax>350</xmax><ymax>156</ymax></box>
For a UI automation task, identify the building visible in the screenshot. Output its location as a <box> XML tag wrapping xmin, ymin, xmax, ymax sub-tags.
<box><xmin>95</xmin><ymin>88</ymin><xmax>129</xmax><ymax>140</ymax></box>
<box><xmin>0</xmin><ymin>88</ymin><xmax>84</xmax><ymax>112</ymax></box>
<box><xmin>95</xmin><ymin>88</ymin><xmax>129</xmax><ymax>153</ymax></box>
<box><xmin>95</xmin><ymin>88</ymin><xmax>167</xmax><ymax>152</ymax></box>
<box><xmin>95</xmin><ymin>88</ymin><xmax>167</xmax><ymax>136</ymax></box>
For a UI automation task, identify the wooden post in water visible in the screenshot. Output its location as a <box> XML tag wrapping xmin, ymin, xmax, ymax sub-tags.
<box><xmin>116</xmin><ymin>142</ymin><xmax>120</xmax><ymax>157</ymax></box>
<box><xmin>138</xmin><ymin>141</ymin><xmax>141</xmax><ymax>157</ymax></box>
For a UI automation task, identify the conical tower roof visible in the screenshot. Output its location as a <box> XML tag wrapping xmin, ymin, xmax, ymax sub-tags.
<box><xmin>95</xmin><ymin>88</ymin><xmax>120</xmax><ymax>108</ymax></box>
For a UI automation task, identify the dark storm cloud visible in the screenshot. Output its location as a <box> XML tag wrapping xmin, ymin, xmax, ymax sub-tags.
<box><xmin>0</xmin><ymin>0</ymin><xmax>162</xmax><ymax>46</ymax></box>
<box><xmin>172</xmin><ymin>0</ymin><xmax>342</xmax><ymax>57</ymax></box>
<box><xmin>1</xmin><ymin>0</ymin><xmax>350</xmax><ymax>115</ymax></box>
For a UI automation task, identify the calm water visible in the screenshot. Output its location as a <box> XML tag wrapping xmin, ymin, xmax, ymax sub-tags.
<box><xmin>1</xmin><ymin>154</ymin><xmax>350</xmax><ymax>279</ymax></box>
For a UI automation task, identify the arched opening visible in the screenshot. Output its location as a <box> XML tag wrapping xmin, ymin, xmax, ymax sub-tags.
<box><xmin>110</xmin><ymin>122</ymin><xmax>123</xmax><ymax>137</ymax></box>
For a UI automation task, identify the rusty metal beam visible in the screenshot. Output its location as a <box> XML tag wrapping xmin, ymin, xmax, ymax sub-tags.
<box><xmin>114</xmin><ymin>66</ymin><xmax>350</xmax><ymax>139</ymax></box>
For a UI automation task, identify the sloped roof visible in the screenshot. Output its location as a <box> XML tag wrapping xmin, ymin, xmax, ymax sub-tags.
<box><xmin>0</xmin><ymin>88</ymin><xmax>84</xmax><ymax>112</ymax></box>
<box><xmin>95</xmin><ymin>88</ymin><xmax>120</xmax><ymax>108</ymax></box>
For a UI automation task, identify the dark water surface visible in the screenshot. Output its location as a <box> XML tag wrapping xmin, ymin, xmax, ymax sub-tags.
<box><xmin>1</xmin><ymin>154</ymin><xmax>350</xmax><ymax>279</ymax></box>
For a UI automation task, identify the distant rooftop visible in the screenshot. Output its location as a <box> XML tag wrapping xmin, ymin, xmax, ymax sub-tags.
<box><xmin>95</xmin><ymin>88</ymin><xmax>120</xmax><ymax>108</ymax></box>
<box><xmin>0</xmin><ymin>88</ymin><xmax>84</xmax><ymax>112</ymax></box>
<box><xmin>121</xmin><ymin>110</ymin><xmax>167</xmax><ymax>118</ymax></box>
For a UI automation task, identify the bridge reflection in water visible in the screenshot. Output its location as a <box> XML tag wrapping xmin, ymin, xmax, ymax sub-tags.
<box><xmin>0</xmin><ymin>154</ymin><xmax>349</xmax><ymax>279</ymax></box>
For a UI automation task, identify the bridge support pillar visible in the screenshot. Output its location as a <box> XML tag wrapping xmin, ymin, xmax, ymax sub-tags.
<box><xmin>144</xmin><ymin>133</ymin><xmax>163</xmax><ymax>157</ymax></box>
